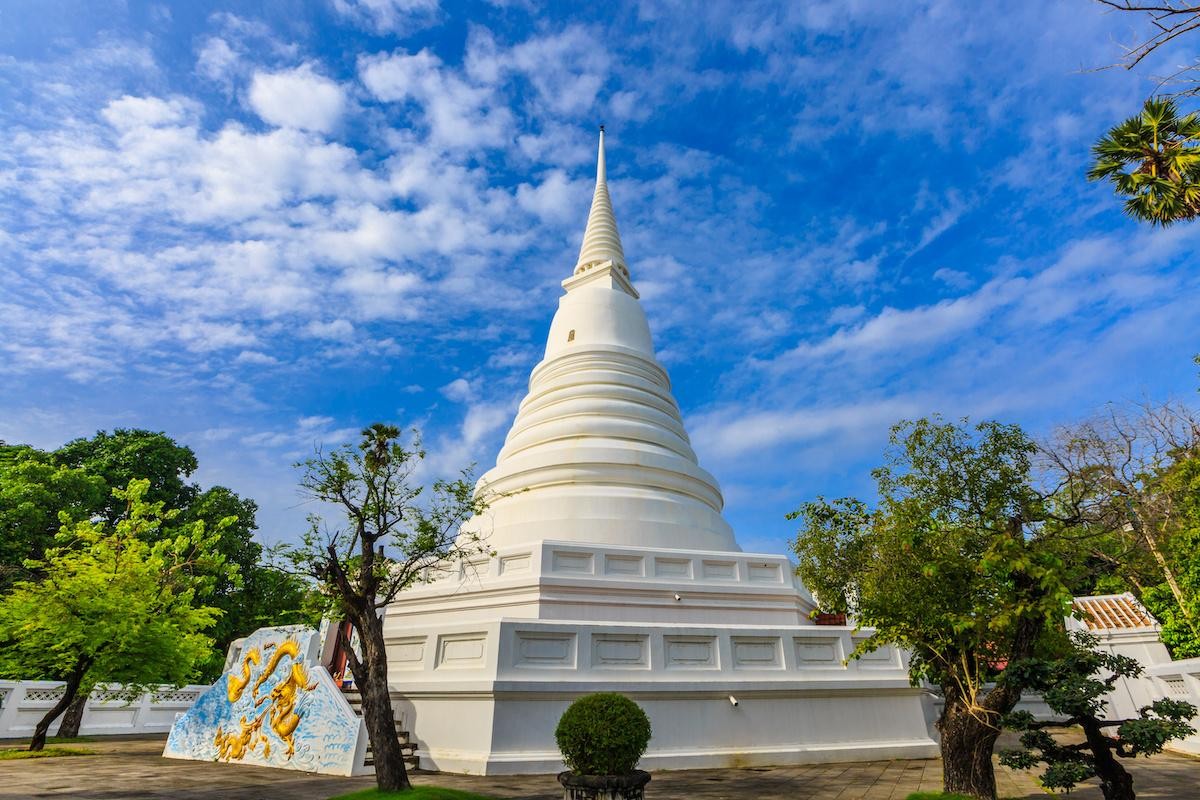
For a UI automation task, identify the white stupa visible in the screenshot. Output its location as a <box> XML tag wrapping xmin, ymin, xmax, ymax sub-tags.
<box><xmin>382</xmin><ymin>130</ymin><xmax>937</xmax><ymax>774</ymax></box>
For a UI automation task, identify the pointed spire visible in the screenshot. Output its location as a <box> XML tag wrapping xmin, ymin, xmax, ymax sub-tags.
<box><xmin>574</xmin><ymin>126</ymin><xmax>628</xmax><ymax>278</ymax></box>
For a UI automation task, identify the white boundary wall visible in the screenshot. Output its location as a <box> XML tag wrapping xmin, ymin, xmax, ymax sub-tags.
<box><xmin>1148</xmin><ymin>657</ymin><xmax>1200</xmax><ymax>756</ymax></box>
<box><xmin>0</xmin><ymin>681</ymin><xmax>203</xmax><ymax>738</ymax></box>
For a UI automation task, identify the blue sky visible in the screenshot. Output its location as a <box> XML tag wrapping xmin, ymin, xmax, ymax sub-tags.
<box><xmin>2</xmin><ymin>0</ymin><xmax>1198</xmax><ymax>554</ymax></box>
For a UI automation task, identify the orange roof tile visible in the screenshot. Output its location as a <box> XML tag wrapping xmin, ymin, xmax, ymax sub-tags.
<box><xmin>1073</xmin><ymin>593</ymin><xmax>1157</xmax><ymax>631</ymax></box>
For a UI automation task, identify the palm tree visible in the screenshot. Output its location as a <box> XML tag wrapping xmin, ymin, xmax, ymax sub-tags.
<box><xmin>1088</xmin><ymin>97</ymin><xmax>1200</xmax><ymax>226</ymax></box>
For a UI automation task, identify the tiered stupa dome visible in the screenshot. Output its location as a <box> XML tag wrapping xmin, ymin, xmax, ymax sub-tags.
<box><xmin>473</xmin><ymin>129</ymin><xmax>738</xmax><ymax>553</ymax></box>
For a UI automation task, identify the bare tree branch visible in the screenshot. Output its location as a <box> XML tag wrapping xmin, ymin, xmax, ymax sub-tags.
<box><xmin>1095</xmin><ymin>1</ymin><xmax>1200</xmax><ymax>94</ymax></box>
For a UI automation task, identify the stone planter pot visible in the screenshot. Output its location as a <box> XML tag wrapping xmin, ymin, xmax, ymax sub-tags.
<box><xmin>558</xmin><ymin>770</ymin><xmax>651</xmax><ymax>800</ymax></box>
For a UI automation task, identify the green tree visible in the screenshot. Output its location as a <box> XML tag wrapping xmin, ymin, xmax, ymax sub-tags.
<box><xmin>0</xmin><ymin>480</ymin><xmax>233</xmax><ymax>751</ymax></box>
<box><xmin>0</xmin><ymin>444</ymin><xmax>106</xmax><ymax>590</ymax></box>
<box><xmin>53</xmin><ymin>428</ymin><xmax>200</xmax><ymax>524</ymax></box>
<box><xmin>180</xmin><ymin>486</ymin><xmax>315</xmax><ymax>679</ymax></box>
<box><xmin>1142</xmin><ymin>449</ymin><xmax>1200</xmax><ymax>657</ymax></box>
<box><xmin>790</xmin><ymin>418</ymin><xmax>1080</xmax><ymax>800</ymax></box>
<box><xmin>279</xmin><ymin>424</ymin><xmax>489</xmax><ymax>792</ymax></box>
<box><xmin>1088</xmin><ymin>98</ymin><xmax>1200</xmax><ymax>226</ymax></box>
<box><xmin>1044</xmin><ymin>402</ymin><xmax>1200</xmax><ymax>657</ymax></box>
<box><xmin>1000</xmin><ymin>632</ymin><xmax>1196</xmax><ymax>800</ymax></box>
<box><xmin>1</xmin><ymin>429</ymin><xmax>312</xmax><ymax>687</ymax></box>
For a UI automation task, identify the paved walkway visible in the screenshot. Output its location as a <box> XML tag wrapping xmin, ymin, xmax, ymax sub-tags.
<box><xmin>0</xmin><ymin>736</ymin><xmax>1196</xmax><ymax>799</ymax></box>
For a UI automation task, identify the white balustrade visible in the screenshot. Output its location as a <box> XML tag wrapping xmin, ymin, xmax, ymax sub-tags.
<box><xmin>0</xmin><ymin>680</ymin><xmax>204</xmax><ymax>739</ymax></box>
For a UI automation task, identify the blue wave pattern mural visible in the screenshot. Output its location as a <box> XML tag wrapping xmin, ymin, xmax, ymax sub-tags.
<box><xmin>164</xmin><ymin>625</ymin><xmax>367</xmax><ymax>776</ymax></box>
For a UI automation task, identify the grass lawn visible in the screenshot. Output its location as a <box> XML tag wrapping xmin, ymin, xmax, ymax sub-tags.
<box><xmin>328</xmin><ymin>788</ymin><xmax>499</xmax><ymax>800</ymax></box>
<box><xmin>0</xmin><ymin>746</ymin><xmax>94</xmax><ymax>760</ymax></box>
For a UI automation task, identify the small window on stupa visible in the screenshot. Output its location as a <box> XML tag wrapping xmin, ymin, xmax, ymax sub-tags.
<box><xmin>567</xmin><ymin>329</ymin><xmax>576</xmax><ymax>342</ymax></box>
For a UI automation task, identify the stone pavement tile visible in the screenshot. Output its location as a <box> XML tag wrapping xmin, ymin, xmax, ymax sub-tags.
<box><xmin>2</xmin><ymin>736</ymin><xmax>1198</xmax><ymax>800</ymax></box>
<box><xmin>833</xmin><ymin>788</ymin><xmax>869</xmax><ymax>800</ymax></box>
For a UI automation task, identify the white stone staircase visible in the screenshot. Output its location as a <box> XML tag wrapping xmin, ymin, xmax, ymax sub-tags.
<box><xmin>341</xmin><ymin>689</ymin><xmax>419</xmax><ymax>771</ymax></box>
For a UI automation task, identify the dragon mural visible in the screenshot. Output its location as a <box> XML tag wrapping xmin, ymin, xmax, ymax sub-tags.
<box><xmin>164</xmin><ymin>625</ymin><xmax>368</xmax><ymax>776</ymax></box>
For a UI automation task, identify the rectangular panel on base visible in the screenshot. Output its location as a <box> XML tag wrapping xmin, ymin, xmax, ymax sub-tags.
<box><xmin>436</xmin><ymin>633</ymin><xmax>488</xmax><ymax>669</ymax></box>
<box><xmin>732</xmin><ymin>636</ymin><xmax>783</xmax><ymax>669</ymax></box>
<box><xmin>552</xmin><ymin>551</ymin><xmax>594</xmax><ymax>574</ymax></box>
<box><xmin>499</xmin><ymin>553</ymin><xmax>531</xmax><ymax>575</ymax></box>
<box><xmin>604</xmin><ymin>555</ymin><xmax>645</xmax><ymax>576</ymax></box>
<box><xmin>701</xmin><ymin>560</ymin><xmax>737</xmax><ymax>580</ymax></box>
<box><xmin>514</xmin><ymin>632</ymin><xmax>576</xmax><ymax>669</ymax></box>
<box><xmin>654</xmin><ymin>557</ymin><xmax>692</xmax><ymax>578</ymax></box>
<box><xmin>664</xmin><ymin>635</ymin><xmax>718</xmax><ymax>669</ymax></box>
<box><xmin>794</xmin><ymin>636</ymin><xmax>844</xmax><ymax>667</ymax></box>
<box><xmin>591</xmin><ymin>633</ymin><xmax>650</xmax><ymax>669</ymax></box>
<box><xmin>392</xmin><ymin>636</ymin><xmax>427</xmax><ymax>670</ymax></box>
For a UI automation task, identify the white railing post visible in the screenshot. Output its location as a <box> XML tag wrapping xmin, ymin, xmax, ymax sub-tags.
<box><xmin>0</xmin><ymin>681</ymin><xmax>20</xmax><ymax>737</ymax></box>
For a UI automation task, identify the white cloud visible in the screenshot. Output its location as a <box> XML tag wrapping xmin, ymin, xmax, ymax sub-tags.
<box><xmin>248</xmin><ymin>64</ymin><xmax>347</xmax><ymax>133</ymax></box>
<box><xmin>692</xmin><ymin>397</ymin><xmax>924</xmax><ymax>461</ymax></box>
<box><xmin>515</xmin><ymin>122</ymin><xmax>594</xmax><ymax>167</ymax></box>
<box><xmin>933</xmin><ymin>267</ymin><xmax>972</xmax><ymax>290</ymax></box>
<box><xmin>440</xmin><ymin>377</ymin><xmax>474</xmax><ymax>402</ymax></box>
<box><xmin>336</xmin><ymin>267</ymin><xmax>422</xmax><ymax>319</ymax></box>
<box><xmin>101</xmin><ymin>95</ymin><xmax>195</xmax><ymax>130</ymax></box>
<box><xmin>515</xmin><ymin>169</ymin><xmax>587</xmax><ymax>224</ymax></box>
<box><xmin>835</xmin><ymin>257</ymin><xmax>879</xmax><ymax>286</ymax></box>
<box><xmin>486</xmin><ymin>345</ymin><xmax>537</xmax><ymax>370</ymax></box>
<box><xmin>331</xmin><ymin>0</ymin><xmax>439</xmax><ymax>34</ymax></box>
<box><xmin>234</xmin><ymin>350</ymin><xmax>279</xmax><ymax>365</ymax></box>
<box><xmin>827</xmin><ymin>304</ymin><xmax>866</xmax><ymax>325</ymax></box>
<box><xmin>305</xmin><ymin>318</ymin><xmax>356</xmax><ymax>340</ymax></box>
<box><xmin>768</xmin><ymin>229</ymin><xmax>1200</xmax><ymax>375</ymax></box>
<box><xmin>503</xmin><ymin>27</ymin><xmax>609</xmax><ymax>116</ymax></box>
<box><xmin>242</xmin><ymin>415</ymin><xmax>360</xmax><ymax>454</ymax></box>
<box><xmin>913</xmin><ymin>190</ymin><xmax>969</xmax><ymax>253</ymax></box>
<box><xmin>421</xmin><ymin>398</ymin><xmax>514</xmax><ymax>478</ymax></box>
<box><xmin>196</xmin><ymin>37</ymin><xmax>238</xmax><ymax>83</ymax></box>
<box><xmin>359</xmin><ymin>49</ymin><xmax>511</xmax><ymax>149</ymax></box>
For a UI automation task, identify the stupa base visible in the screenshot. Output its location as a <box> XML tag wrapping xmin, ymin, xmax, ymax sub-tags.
<box><xmin>381</xmin><ymin>617</ymin><xmax>938</xmax><ymax>775</ymax></box>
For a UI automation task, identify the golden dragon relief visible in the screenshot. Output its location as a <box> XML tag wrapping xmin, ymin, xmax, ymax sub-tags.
<box><xmin>216</xmin><ymin>638</ymin><xmax>318</xmax><ymax>761</ymax></box>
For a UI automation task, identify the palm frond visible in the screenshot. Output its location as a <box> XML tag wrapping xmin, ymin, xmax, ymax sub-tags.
<box><xmin>1089</xmin><ymin>96</ymin><xmax>1200</xmax><ymax>225</ymax></box>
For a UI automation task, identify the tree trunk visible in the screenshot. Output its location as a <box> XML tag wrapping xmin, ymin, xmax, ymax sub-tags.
<box><xmin>937</xmin><ymin>694</ymin><xmax>1003</xmax><ymax>800</ymax></box>
<box><xmin>1083</xmin><ymin>720</ymin><xmax>1136</xmax><ymax>800</ymax></box>
<box><xmin>347</xmin><ymin>608</ymin><xmax>410</xmax><ymax>792</ymax></box>
<box><xmin>55</xmin><ymin>692</ymin><xmax>88</xmax><ymax>739</ymax></box>
<box><xmin>30</xmin><ymin>657</ymin><xmax>91</xmax><ymax>752</ymax></box>
<box><xmin>936</xmin><ymin>556</ymin><xmax>1044</xmax><ymax>800</ymax></box>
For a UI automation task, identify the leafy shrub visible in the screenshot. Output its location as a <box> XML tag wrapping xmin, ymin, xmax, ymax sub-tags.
<box><xmin>554</xmin><ymin>692</ymin><xmax>652</xmax><ymax>775</ymax></box>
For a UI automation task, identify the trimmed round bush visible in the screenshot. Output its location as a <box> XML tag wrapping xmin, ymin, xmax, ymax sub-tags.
<box><xmin>555</xmin><ymin>692</ymin><xmax>652</xmax><ymax>775</ymax></box>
